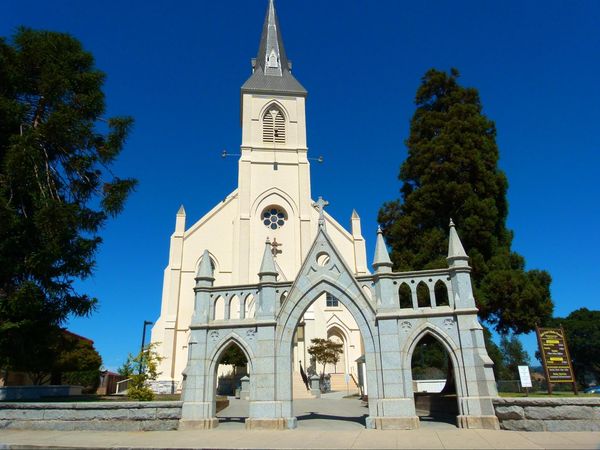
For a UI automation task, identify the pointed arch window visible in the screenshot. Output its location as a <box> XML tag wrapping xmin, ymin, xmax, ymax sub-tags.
<box><xmin>263</xmin><ymin>106</ymin><xmax>286</xmax><ymax>144</ymax></box>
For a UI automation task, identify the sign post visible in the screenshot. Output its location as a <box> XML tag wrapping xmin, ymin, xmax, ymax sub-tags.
<box><xmin>518</xmin><ymin>365</ymin><xmax>532</xmax><ymax>397</ymax></box>
<box><xmin>536</xmin><ymin>326</ymin><xmax>577</xmax><ymax>395</ymax></box>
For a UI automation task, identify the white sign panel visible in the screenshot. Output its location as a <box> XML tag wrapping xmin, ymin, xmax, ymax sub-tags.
<box><xmin>518</xmin><ymin>365</ymin><xmax>532</xmax><ymax>388</ymax></box>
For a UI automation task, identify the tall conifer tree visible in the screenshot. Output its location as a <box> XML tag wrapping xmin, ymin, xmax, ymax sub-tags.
<box><xmin>0</xmin><ymin>28</ymin><xmax>136</xmax><ymax>376</ymax></box>
<box><xmin>379</xmin><ymin>68</ymin><xmax>552</xmax><ymax>334</ymax></box>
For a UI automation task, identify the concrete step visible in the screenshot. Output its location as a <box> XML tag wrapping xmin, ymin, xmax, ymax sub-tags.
<box><xmin>329</xmin><ymin>373</ymin><xmax>360</xmax><ymax>394</ymax></box>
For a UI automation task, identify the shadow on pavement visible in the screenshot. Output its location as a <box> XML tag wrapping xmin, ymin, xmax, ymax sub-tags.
<box><xmin>296</xmin><ymin>411</ymin><xmax>368</xmax><ymax>426</ymax></box>
<box><xmin>218</xmin><ymin>415</ymin><xmax>247</xmax><ymax>423</ymax></box>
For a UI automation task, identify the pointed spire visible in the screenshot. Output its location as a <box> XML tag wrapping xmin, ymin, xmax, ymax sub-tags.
<box><xmin>196</xmin><ymin>249</ymin><xmax>215</xmax><ymax>282</ymax></box>
<box><xmin>241</xmin><ymin>0</ymin><xmax>306</xmax><ymax>95</ymax></box>
<box><xmin>257</xmin><ymin>0</ymin><xmax>288</xmax><ymax>77</ymax></box>
<box><xmin>259</xmin><ymin>238</ymin><xmax>279</xmax><ymax>281</ymax></box>
<box><xmin>351</xmin><ymin>209</ymin><xmax>362</xmax><ymax>239</ymax></box>
<box><xmin>447</xmin><ymin>219</ymin><xmax>469</xmax><ymax>267</ymax></box>
<box><xmin>175</xmin><ymin>205</ymin><xmax>186</xmax><ymax>234</ymax></box>
<box><xmin>373</xmin><ymin>226</ymin><xmax>393</xmax><ymax>273</ymax></box>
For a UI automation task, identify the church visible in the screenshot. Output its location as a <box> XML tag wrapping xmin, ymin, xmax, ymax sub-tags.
<box><xmin>151</xmin><ymin>0</ymin><xmax>499</xmax><ymax>430</ymax></box>
<box><xmin>150</xmin><ymin>0</ymin><xmax>367</xmax><ymax>391</ymax></box>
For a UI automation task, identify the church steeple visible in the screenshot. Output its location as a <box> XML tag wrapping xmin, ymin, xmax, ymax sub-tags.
<box><xmin>257</xmin><ymin>0</ymin><xmax>288</xmax><ymax>77</ymax></box>
<box><xmin>242</xmin><ymin>0</ymin><xmax>306</xmax><ymax>96</ymax></box>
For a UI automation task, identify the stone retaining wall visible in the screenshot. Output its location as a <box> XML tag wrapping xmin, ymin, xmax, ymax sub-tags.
<box><xmin>0</xmin><ymin>401</ymin><xmax>182</xmax><ymax>431</ymax></box>
<box><xmin>494</xmin><ymin>397</ymin><xmax>600</xmax><ymax>431</ymax></box>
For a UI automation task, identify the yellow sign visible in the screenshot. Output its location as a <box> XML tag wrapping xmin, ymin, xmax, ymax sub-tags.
<box><xmin>536</xmin><ymin>327</ymin><xmax>575</xmax><ymax>384</ymax></box>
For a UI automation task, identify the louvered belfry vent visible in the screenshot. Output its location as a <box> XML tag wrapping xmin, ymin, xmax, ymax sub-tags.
<box><xmin>263</xmin><ymin>106</ymin><xmax>285</xmax><ymax>144</ymax></box>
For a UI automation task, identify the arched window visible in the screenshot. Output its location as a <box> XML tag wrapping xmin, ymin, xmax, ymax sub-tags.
<box><xmin>280</xmin><ymin>291</ymin><xmax>288</xmax><ymax>306</ymax></box>
<box><xmin>214</xmin><ymin>296</ymin><xmax>225</xmax><ymax>320</ymax></box>
<box><xmin>263</xmin><ymin>105</ymin><xmax>285</xmax><ymax>144</ymax></box>
<box><xmin>434</xmin><ymin>280</ymin><xmax>449</xmax><ymax>307</ymax></box>
<box><xmin>229</xmin><ymin>295</ymin><xmax>240</xmax><ymax>319</ymax></box>
<box><xmin>245</xmin><ymin>294</ymin><xmax>255</xmax><ymax>319</ymax></box>
<box><xmin>416</xmin><ymin>282</ymin><xmax>431</xmax><ymax>308</ymax></box>
<box><xmin>399</xmin><ymin>283</ymin><xmax>412</xmax><ymax>309</ymax></box>
<box><xmin>362</xmin><ymin>285</ymin><xmax>372</xmax><ymax>301</ymax></box>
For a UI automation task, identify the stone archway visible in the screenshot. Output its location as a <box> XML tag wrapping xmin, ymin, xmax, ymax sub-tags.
<box><xmin>275</xmin><ymin>279</ymin><xmax>381</xmax><ymax>426</ymax></box>
<box><xmin>180</xmin><ymin>224</ymin><xmax>499</xmax><ymax>431</ymax></box>
<box><xmin>404</xmin><ymin>327</ymin><xmax>462</xmax><ymax>425</ymax></box>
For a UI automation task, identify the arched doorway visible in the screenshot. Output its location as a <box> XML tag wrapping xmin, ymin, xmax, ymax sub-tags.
<box><xmin>276</xmin><ymin>282</ymin><xmax>379</xmax><ymax>429</ymax></box>
<box><xmin>211</xmin><ymin>340</ymin><xmax>251</xmax><ymax>428</ymax></box>
<box><xmin>410</xmin><ymin>333</ymin><xmax>459</xmax><ymax>427</ymax></box>
<box><xmin>326</xmin><ymin>327</ymin><xmax>346</xmax><ymax>374</ymax></box>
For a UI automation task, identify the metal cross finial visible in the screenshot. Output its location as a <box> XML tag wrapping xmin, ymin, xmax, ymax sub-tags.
<box><xmin>314</xmin><ymin>196</ymin><xmax>329</xmax><ymax>226</ymax></box>
<box><xmin>271</xmin><ymin>238</ymin><xmax>283</xmax><ymax>257</ymax></box>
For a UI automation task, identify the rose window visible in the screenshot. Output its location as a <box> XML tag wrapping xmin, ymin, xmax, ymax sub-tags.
<box><xmin>262</xmin><ymin>207</ymin><xmax>287</xmax><ymax>230</ymax></box>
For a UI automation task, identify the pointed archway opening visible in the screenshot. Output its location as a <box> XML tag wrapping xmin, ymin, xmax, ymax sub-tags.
<box><xmin>288</xmin><ymin>291</ymin><xmax>369</xmax><ymax>429</ymax></box>
<box><xmin>214</xmin><ymin>341</ymin><xmax>249</xmax><ymax>428</ymax></box>
<box><xmin>410</xmin><ymin>334</ymin><xmax>459</xmax><ymax>427</ymax></box>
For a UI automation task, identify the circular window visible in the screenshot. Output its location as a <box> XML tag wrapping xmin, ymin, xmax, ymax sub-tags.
<box><xmin>261</xmin><ymin>206</ymin><xmax>287</xmax><ymax>230</ymax></box>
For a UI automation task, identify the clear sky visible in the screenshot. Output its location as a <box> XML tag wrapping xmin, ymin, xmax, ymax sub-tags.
<box><xmin>3</xmin><ymin>0</ymin><xmax>599</xmax><ymax>372</ymax></box>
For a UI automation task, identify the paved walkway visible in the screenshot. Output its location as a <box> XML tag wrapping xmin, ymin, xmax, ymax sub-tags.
<box><xmin>2</xmin><ymin>428</ymin><xmax>599</xmax><ymax>449</ymax></box>
<box><xmin>1</xmin><ymin>398</ymin><xmax>599</xmax><ymax>449</ymax></box>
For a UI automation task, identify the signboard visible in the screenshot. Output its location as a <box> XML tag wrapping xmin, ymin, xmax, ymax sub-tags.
<box><xmin>536</xmin><ymin>326</ymin><xmax>577</xmax><ymax>394</ymax></box>
<box><xmin>518</xmin><ymin>365</ymin><xmax>532</xmax><ymax>388</ymax></box>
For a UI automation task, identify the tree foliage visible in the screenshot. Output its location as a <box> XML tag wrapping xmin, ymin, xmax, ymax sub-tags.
<box><xmin>0</xmin><ymin>28</ymin><xmax>136</xmax><ymax>374</ymax></box>
<box><xmin>499</xmin><ymin>334</ymin><xmax>529</xmax><ymax>380</ymax></box>
<box><xmin>548</xmin><ymin>308</ymin><xmax>600</xmax><ymax>385</ymax></box>
<box><xmin>411</xmin><ymin>335</ymin><xmax>448</xmax><ymax>380</ymax></box>
<box><xmin>120</xmin><ymin>343</ymin><xmax>162</xmax><ymax>401</ymax></box>
<box><xmin>379</xmin><ymin>68</ymin><xmax>553</xmax><ymax>334</ymax></box>
<box><xmin>307</xmin><ymin>338</ymin><xmax>343</xmax><ymax>376</ymax></box>
<box><xmin>482</xmin><ymin>326</ymin><xmax>505</xmax><ymax>380</ymax></box>
<box><xmin>218</xmin><ymin>344</ymin><xmax>248</xmax><ymax>376</ymax></box>
<box><xmin>55</xmin><ymin>332</ymin><xmax>103</xmax><ymax>392</ymax></box>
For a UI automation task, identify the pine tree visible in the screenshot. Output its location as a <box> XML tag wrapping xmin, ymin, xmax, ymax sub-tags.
<box><xmin>0</xmin><ymin>28</ymin><xmax>136</xmax><ymax>375</ymax></box>
<box><xmin>379</xmin><ymin>68</ymin><xmax>553</xmax><ymax>334</ymax></box>
<box><xmin>500</xmin><ymin>335</ymin><xmax>530</xmax><ymax>380</ymax></box>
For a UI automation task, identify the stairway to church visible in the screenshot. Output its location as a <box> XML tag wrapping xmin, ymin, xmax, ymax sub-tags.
<box><xmin>293</xmin><ymin>372</ymin><xmax>315</xmax><ymax>399</ymax></box>
<box><xmin>329</xmin><ymin>373</ymin><xmax>360</xmax><ymax>395</ymax></box>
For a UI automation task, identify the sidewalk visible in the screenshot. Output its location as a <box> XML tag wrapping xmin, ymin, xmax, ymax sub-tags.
<box><xmin>1</xmin><ymin>428</ymin><xmax>599</xmax><ymax>449</ymax></box>
<box><xmin>1</xmin><ymin>398</ymin><xmax>599</xmax><ymax>449</ymax></box>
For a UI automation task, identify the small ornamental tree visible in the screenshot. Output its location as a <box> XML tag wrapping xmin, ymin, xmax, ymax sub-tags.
<box><xmin>307</xmin><ymin>338</ymin><xmax>343</xmax><ymax>376</ymax></box>
<box><xmin>120</xmin><ymin>343</ymin><xmax>162</xmax><ymax>401</ymax></box>
<box><xmin>379</xmin><ymin>68</ymin><xmax>553</xmax><ymax>335</ymax></box>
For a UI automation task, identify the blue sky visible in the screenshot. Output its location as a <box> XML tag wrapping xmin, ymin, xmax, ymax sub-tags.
<box><xmin>3</xmin><ymin>0</ymin><xmax>599</xmax><ymax>371</ymax></box>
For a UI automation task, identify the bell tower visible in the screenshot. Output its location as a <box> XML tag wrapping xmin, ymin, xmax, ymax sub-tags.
<box><xmin>235</xmin><ymin>0</ymin><xmax>312</xmax><ymax>283</ymax></box>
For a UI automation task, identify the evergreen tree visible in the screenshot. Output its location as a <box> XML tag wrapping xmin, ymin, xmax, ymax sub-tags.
<box><xmin>379</xmin><ymin>68</ymin><xmax>553</xmax><ymax>334</ymax></box>
<box><xmin>548</xmin><ymin>308</ymin><xmax>600</xmax><ymax>385</ymax></box>
<box><xmin>482</xmin><ymin>326</ymin><xmax>506</xmax><ymax>380</ymax></box>
<box><xmin>499</xmin><ymin>334</ymin><xmax>530</xmax><ymax>380</ymax></box>
<box><xmin>0</xmin><ymin>28</ymin><xmax>136</xmax><ymax>375</ymax></box>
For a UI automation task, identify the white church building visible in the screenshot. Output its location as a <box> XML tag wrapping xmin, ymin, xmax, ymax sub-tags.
<box><xmin>151</xmin><ymin>0</ymin><xmax>499</xmax><ymax>430</ymax></box>
<box><xmin>151</xmin><ymin>0</ymin><xmax>367</xmax><ymax>389</ymax></box>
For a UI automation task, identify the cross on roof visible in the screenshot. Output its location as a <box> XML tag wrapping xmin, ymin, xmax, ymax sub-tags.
<box><xmin>314</xmin><ymin>196</ymin><xmax>329</xmax><ymax>226</ymax></box>
<box><xmin>271</xmin><ymin>238</ymin><xmax>283</xmax><ymax>257</ymax></box>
